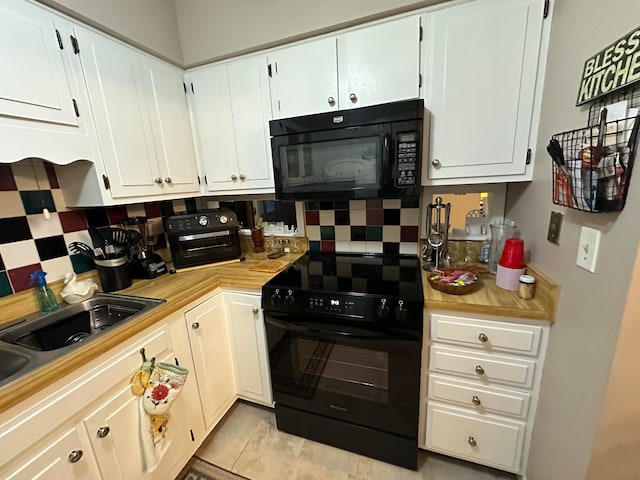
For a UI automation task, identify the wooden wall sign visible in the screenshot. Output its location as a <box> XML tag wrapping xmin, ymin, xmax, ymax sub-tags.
<box><xmin>576</xmin><ymin>26</ymin><xmax>640</xmax><ymax>106</ymax></box>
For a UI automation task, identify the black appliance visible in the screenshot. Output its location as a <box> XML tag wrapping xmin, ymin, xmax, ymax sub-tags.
<box><xmin>165</xmin><ymin>209</ymin><xmax>241</xmax><ymax>270</ymax></box>
<box><xmin>120</xmin><ymin>217</ymin><xmax>167</xmax><ymax>279</ymax></box>
<box><xmin>269</xmin><ymin>99</ymin><xmax>424</xmax><ymax>201</ymax></box>
<box><xmin>262</xmin><ymin>252</ymin><xmax>423</xmax><ymax>469</ymax></box>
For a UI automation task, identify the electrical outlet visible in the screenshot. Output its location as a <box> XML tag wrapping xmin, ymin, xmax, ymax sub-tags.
<box><xmin>547</xmin><ymin>211</ymin><xmax>563</xmax><ymax>244</ymax></box>
<box><xmin>576</xmin><ymin>226</ymin><xmax>601</xmax><ymax>273</ymax></box>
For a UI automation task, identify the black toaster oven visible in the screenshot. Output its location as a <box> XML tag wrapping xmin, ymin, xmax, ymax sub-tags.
<box><xmin>165</xmin><ymin>209</ymin><xmax>241</xmax><ymax>270</ymax></box>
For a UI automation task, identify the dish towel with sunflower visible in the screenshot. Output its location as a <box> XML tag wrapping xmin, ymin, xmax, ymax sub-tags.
<box><xmin>131</xmin><ymin>359</ymin><xmax>189</xmax><ymax>472</ymax></box>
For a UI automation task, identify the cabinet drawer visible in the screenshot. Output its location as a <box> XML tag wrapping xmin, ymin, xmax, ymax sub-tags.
<box><xmin>428</xmin><ymin>374</ymin><xmax>530</xmax><ymax>418</ymax></box>
<box><xmin>425</xmin><ymin>401</ymin><xmax>525</xmax><ymax>472</ymax></box>
<box><xmin>430</xmin><ymin>345</ymin><xmax>536</xmax><ymax>389</ymax></box>
<box><xmin>431</xmin><ymin>313</ymin><xmax>542</xmax><ymax>356</ymax></box>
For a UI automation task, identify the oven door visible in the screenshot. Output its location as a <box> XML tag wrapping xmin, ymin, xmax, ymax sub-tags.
<box><xmin>169</xmin><ymin>230</ymin><xmax>240</xmax><ymax>269</ymax></box>
<box><xmin>264</xmin><ymin>313</ymin><xmax>421</xmax><ymax>438</ymax></box>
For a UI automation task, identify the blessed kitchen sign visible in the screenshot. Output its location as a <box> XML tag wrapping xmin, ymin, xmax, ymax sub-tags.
<box><xmin>576</xmin><ymin>25</ymin><xmax>640</xmax><ymax>105</ymax></box>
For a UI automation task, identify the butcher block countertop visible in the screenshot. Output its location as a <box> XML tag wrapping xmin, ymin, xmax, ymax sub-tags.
<box><xmin>422</xmin><ymin>264</ymin><xmax>559</xmax><ymax>322</ymax></box>
<box><xmin>0</xmin><ymin>252</ymin><xmax>558</xmax><ymax>413</ymax></box>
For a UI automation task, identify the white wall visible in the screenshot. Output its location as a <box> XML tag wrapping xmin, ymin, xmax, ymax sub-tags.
<box><xmin>174</xmin><ymin>0</ymin><xmax>444</xmax><ymax>67</ymax></box>
<box><xmin>505</xmin><ymin>0</ymin><xmax>640</xmax><ymax>478</ymax></box>
<box><xmin>36</xmin><ymin>0</ymin><xmax>183</xmax><ymax>64</ymax></box>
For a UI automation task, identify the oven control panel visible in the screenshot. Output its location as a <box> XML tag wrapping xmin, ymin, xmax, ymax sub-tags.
<box><xmin>165</xmin><ymin>209</ymin><xmax>237</xmax><ymax>233</ymax></box>
<box><xmin>307</xmin><ymin>295</ymin><xmax>363</xmax><ymax>316</ymax></box>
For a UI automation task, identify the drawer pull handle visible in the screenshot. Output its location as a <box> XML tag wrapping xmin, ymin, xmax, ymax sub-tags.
<box><xmin>468</xmin><ymin>436</ymin><xmax>477</xmax><ymax>447</ymax></box>
<box><xmin>475</xmin><ymin>365</ymin><xmax>485</xmax><ymax>375</ymax></box>
<box><xmin>478</xmin><ymin>333</ymin><xmax>488</xmax><ymax>343</ymax></box>
<box><xmin>68</xmin><ymin>450</ymin><xmax>83</xmax><ymax>463</ymax></box>
<box><xmin>191</xmin><ymin>322</ymin><xmax>200</xmax><ymax>329</ymax></box>
<box><xmin>96</xmin><ymin>426</ymin><xmax>110</xmax><ymax>438</ymax></box>
<box><xmin>471</xmin><ymin>395</ymin><xmax>481</xmax><ymax>406</ymax></box>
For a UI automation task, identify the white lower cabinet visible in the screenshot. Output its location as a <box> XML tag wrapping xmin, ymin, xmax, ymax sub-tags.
<box><xmin>225</xmin><ymin>291</ymin><xmax>273</xmax><ymax>406</ymax></box>
<box><xmin>0</xmin><ymin>425</ymin><xmax>99</xmax><ymax>480</ymax></box>
<box><xmin>186</xmin><ymin>294</ymin><xmax>237</xmax><ymax>430</ymax></box>
<box><xmin>0</xmin><ymin>289</ymin><xmax>274</xmax><ymax>479</ymax></box>
<box><xmin>421</xmin><ymin>311</ymin><xmax>549</xmax><ymax>475</ymax></box>
<box><xmin>426</xmin><ymin>402</ymin><xmax>525</xmax><ymax>472</ymax></box>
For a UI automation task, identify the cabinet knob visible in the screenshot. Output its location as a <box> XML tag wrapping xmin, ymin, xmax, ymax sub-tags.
<box><xmin>478</xmin><ymin>333</ymin><xmax>488</xmax><ymax>343</ymax></box>
<box><xmin>468</xmin><ymin>436</ymin><xmax>477</xmax><ymax>447</ymax></box>
<box><xmin>431</xmin><ymin>159</ymin><xmax>441</xmax><ymax>169</ymax></box>
<box><xmin>96</xmin><ymin>426</ymin><xmax>110</xmax><ymax>438</ymax></box>
<box><xmin>191</xmin><ymin>322</ymin><xmax>200</xmax><ymax>329</ymax></box>
<box><xmin>475</xmin><ymin>365</ymin><xmax>485</xmax><ymax>375</ymax></box>
<box><xmin>154</xmin><ymin>177</ymin><xmax>163</xmax><ymax>184</ymax></box>
<box><xmin>471</xmin><ymin>395</ymin><xmax>482</xmax><ymax>406</ymax></box>
<box><xmin>349</xmin><ymin>93</ymin><xmax>357</xmax><ymax>103</ymax></box>
<box><xmin>231</xmin><ymin>174</ymin><xmax>238</xmax><ymax>181</ymax></box>
<box><xmin>252</xmin><ymin>307</ymin><xmax>259</xmax><ymax>315</ymax></box>
<box><xmin>68</xmin><ymin>450</ymin><xmax>83</xmax><ymax>463</ymax></box>
<box><xmin>328</xmin><ymin>96</ymin><xmax>335</xmax><ymax>106</ymax></box>
<box><xmin>239</xmin><ymin>174</ymin><xmax>246</xmax><ymax>181</ymax></box>
<box><xmin>164</xmin><ymin>177</ymin><xmax>172</xmax><ymax>184</ymax></box>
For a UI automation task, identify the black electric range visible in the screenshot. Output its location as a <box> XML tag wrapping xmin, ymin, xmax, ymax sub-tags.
<box><xmin>262</xmin><ymin>252</ymin><xmax>424</xmax><ymax>469</ymax></box>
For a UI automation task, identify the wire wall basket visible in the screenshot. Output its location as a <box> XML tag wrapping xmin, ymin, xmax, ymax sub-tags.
<box><xmin>548</xmin><ymin>110</ymin><xmax>639</xmax><ymax>213</ymax></box>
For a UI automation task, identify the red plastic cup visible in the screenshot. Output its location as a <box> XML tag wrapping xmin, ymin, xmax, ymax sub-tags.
<box><xmin>499</xmin><ymin>238</ymin><xmax>525</xmax><ymax>269</ymax></box>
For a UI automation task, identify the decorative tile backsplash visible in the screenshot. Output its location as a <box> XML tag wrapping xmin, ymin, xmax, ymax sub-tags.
<box><xmin>0</xmin><ymin>160</ymin><xmax>196</xmax><ymax>297</ymax></box>
<box><xmin>303</xmin><ymin>197</ymin><xmax>421</xmax><ymax>255</ymax></box>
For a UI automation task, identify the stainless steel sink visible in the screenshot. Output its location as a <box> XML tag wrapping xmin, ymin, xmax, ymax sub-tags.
<box><xmin>0</xmin><ymin>293</ymin><xmax>165</xmax><ymax>387</ymax></box>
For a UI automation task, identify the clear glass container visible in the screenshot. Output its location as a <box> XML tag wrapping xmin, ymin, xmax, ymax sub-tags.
<box><xmin>488</xmin><ymin>219</ymin><xmax>517</xmax><ymax>274</ymax></box>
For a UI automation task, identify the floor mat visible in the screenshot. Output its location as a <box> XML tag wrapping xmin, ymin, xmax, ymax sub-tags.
<box><xmin>175</xmin><ymin>456</ymin><xmax>250</xmax><ymax>480</ymax></box>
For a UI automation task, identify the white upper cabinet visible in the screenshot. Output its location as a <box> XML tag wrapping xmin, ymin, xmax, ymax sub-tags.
<box><xmin>268</xmin><ymin>37</ymin><xmax>338</xmax><ymax>118</ymax></box>
<box><xmin>72</xmin><ymin>26</ymin><xmax>199</xmax><ymax>200</ymax></box>
<box><xmin>0</xmin><ymin>0</ymin><xmax>93</xmax><ymax>164</ymax></box>
<box><xmin>422</xmin><ymin>0</ymin><xmax>546</xmax><ymax>184</ymax></box>
<box><xmin>187</xmin><ymin>55</ymin><xmax>274</xmax><ymax>194</ymax></box>
<box><xmin>336</xmin><ymin>15</ymin><xmax>421</xmax><ymax>110</ymax></box>
<box><xmin>269</xmin><ymin>15</ymin><xmax>422</xmax><ymax>119</ymax></box>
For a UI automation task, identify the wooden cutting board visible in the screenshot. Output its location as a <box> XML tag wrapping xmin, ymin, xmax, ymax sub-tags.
<box><xmin>249</xmin><ymin>259</ymin><xmax>289</xmax><ymax>273</ymax></box>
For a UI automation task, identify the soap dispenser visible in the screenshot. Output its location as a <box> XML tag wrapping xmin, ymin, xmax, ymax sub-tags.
<box><xmin>30</xmin><ymin>270</ymin><xmax>58</xmax><ymax>313</ymax></box>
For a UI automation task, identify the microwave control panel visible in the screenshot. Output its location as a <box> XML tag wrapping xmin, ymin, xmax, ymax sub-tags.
<box><xmin>395</xmin><ymin>131</ymin><xmax>419</xmax><ymax>187</ymax></box>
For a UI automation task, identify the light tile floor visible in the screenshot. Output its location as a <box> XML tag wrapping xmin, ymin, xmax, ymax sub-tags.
<box><xmin>196</xmin><ymin>401</ymin><xmax>517</xmax><ymax>480</ymax></box>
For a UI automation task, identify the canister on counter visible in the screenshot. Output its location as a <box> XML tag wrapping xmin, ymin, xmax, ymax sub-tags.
<box><xmin>519</xmin><ymin>275</ymin><xmax>536</xmax><ymax>299</ymax></box>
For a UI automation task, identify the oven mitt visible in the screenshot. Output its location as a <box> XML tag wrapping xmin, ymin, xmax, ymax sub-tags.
<box><xmin>130</xmin><ymin>359</ymin><xmax>154</xmax><ymax>396</ymax></box>
<box><xmin>142</xmin><ymin>362</ymin><xmax>189</xmax><ymax>416</ymax></box>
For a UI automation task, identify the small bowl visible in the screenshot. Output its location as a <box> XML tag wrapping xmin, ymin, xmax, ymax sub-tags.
<box><xmin>427</xmin><ymin>271</ymin><xmax>481</xmax><ymax>295</ymax></box>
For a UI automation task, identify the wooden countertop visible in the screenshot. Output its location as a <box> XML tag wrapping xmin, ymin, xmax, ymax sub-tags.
<box><xmin>0</xmin><ymin>252</ymin><xmax>558</xmax><ymax>414</ymax></box>
<box><xmin>0</xmin><ymin>252</ymin><xmax>302</xmax><ymax>414</ymax></box>
<box><xmin>422</xmin><ymin>264</ymin><xmax>559</xmax><ymax>322</ymax></box>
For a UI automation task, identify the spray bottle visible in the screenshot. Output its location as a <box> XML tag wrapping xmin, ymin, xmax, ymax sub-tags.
<box><xmin>30</xmin><ymin>270</ymin><xmax>58</xmax><ymax>313</ymax></box>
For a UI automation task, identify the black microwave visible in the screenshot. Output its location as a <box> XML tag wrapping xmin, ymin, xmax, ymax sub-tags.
<box><xmin>269</xmin><ymin>99</ymin><xmax>424</xmax><ymax>201</ymax></box>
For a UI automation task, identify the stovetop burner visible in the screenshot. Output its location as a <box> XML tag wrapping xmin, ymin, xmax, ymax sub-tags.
<box><xmin>269</xmin><ymin>252</ymin><xmax>423</xmax><ymax>299</ymax></box>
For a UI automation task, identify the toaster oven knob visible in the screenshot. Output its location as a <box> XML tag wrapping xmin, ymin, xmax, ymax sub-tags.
<box><xmin>198</xmin><ymin>216</ymin><xmax>209</xmax><ymax>226</ymax></box>
<box><xmin>219</xmin><ymin>215</ymin><xmax>228</xmax><ymax>224</ymax></box>
<box><xmin>376</xmin><ymin>299</ymin><xmax>390</xmax><ymax>319</ymax></box>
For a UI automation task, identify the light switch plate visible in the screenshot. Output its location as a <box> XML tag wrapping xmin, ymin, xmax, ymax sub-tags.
<box><xmin>576</xmin><ymin>226</ymin><xmax>601</xmax><ymax>273</ymax></box>
<box><xmin>547</xmin><ymin>211</ymin><xmax>563</xmax><ymax>244</ymax></box>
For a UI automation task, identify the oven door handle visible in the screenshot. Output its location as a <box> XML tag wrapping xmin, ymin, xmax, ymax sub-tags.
<box><xmin>264</xmin><ymin>317</ymin><xmax>420</xmax><ymax>341</ymax></box>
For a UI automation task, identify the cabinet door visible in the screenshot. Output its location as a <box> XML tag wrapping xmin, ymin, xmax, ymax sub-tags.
<box><xmin>187</xmin><ymin>64</ymin><xmax>238</xmax><ymax>192</ymax></box>
<box><xmin>337</xmin><ymin>15</ymin><xmax>421</xmax><ymax>110</ymax></box>
<box><xmin>1</xmin><ymin>426</ymin><xmax>99</xmax><ymax>480</ymax></box>
<box><xmin>225</xmin><ymin>292</ymin><xmax>273</xmax><ymax>406</ymax></box>
<box><xmin>76</xmin><ymin>26</ymin><xmax>161</xmax><ymax>198</ymax></box>
<box><xmin>227</xmin><ymin>56</ymin><xmax>274</xmax><ymax>191</ymax></box>
<box><xmin>268</xmin><ymin>37</ymin><xmax>338</xmax><ymax>119</ymax></box>
<box><xmin>83</xmin><ymin>352</ymin><xmax>202</xmax><ymax>478</ymax></box>
<box><xmin>144</xmin><ymin>60</ymin><xmax>200</xmax><ymax>195</ymax></box>
<box><xmin>185</xmin><ymin>294</ymin><xmax>236</xmax><ymax>430</ymax></box>
<box><xmin>0</xmin><ymin>0</ymin><xmax>78</xmax><ymax>128</ymax></box>
<box><xmin>423</xmin><ymin>0</ymin><xmax>543</xmax><ymax>181</ymax></box>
